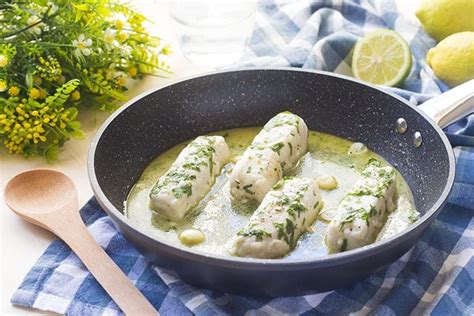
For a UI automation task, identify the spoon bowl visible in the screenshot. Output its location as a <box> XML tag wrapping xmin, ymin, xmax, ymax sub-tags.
<box><xmin>5</xmin><ymin>169</ymin><xmax>77</xmax><ymax>216</ymax></box>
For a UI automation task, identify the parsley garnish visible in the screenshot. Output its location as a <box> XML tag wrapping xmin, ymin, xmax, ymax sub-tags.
<box><xmin>243</xmin><ymin>184</ymin><xmax>255</xmax><ymax>195</ymax></box>
<box><xmin>271</xmin><ymin>142</ymin><xmax>285</xmax><ymax>155</ymax></box>
<box><xmin>172</xmin><ymin>183</ymin><xmax>192</xmax><ymax>198</ymax></box>
<box><xmin>340</xmin><ymin>239</ymin><xmax>348</xmax><ymax>252</ymax></box>
<box><xmin>273</xmin><ymin>218</ymin><xmax>296</xmax><ymax>247</ymax></box>
<box><xmin>238</xmin><ymin>229</ymin><xmax>271</xmax><ymax>241</ymax></box>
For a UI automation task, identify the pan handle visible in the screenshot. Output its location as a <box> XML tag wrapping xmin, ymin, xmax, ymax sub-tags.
<box><xmin>418</xmin><ymin>80</ymin><xmax>474</xmax><ymax>129</ymax></box>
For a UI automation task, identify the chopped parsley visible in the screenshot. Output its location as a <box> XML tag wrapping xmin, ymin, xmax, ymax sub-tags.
<box><xmin>338</xmin><ymin>197</ymin><xmax>383</xmax><ymax>230</ymax></box>
<box><xmin>243</xmin><ymin>184</ymin><xmax>255</xmax><ymax>195</ymax></box>
<box><xmin>340</xmin><ymin>239</ymin><xmax>348</xmax><ymax>252</ymax></box>
<box><xmin>360</xmin><ymin>206</ymin><xmax>378</xmax><ymax>225</ymax></box>
<box><xmin>238</xmin><ymin>229</ymin><xmax>271</xmax><ymax>241</ymax></box>
<box><xmin>263</xmin><ymin>112</ymin><xmax>301</xmax><ymax>134</ymax></box>
<box><xmin>272</xmin><ymin>180</ymin><xmax>284</xmax><ymax>190</ymax></box>
<box><xmin>273</xmin><ymin>218</ymin><xmax>296</xmax><ymax>247</ymax></box>
<box><xmin>271</xmin><ymin>142</ymin><xmax>285</xmax><ymax>155</ymax></box>
<box><xmin>182</xmin><ymin>162</ymin><xmax>202</xmax><ymax>172</ymax></box>
<box><xmin>151</xmin><ymin>170</ymin><xmax>197</xmax><ymax>198</ymax></box>
<box><xmin>313</xmin><ymin>201</ymin><xmax>320</xmax><ymax>210</ymax></box>
<box><xmin>349</xmin><ymin>163</ymin><xmax>396</xmax><ymax>198</ymax></box>
<box><xmin>287</xmin><ymin>200</ymin><xmax>306</xmax><ymax>219</ymax></box>
<box><xmin>407</xmin><ymin>209</ymin><xmax>419</xmax><ymax>222</ymax></box>
<box><xmin>150</xmin><ymin>136</ymin><xmax>219</xmax><ymax>199</ymax></box>
<box><xmin>339</xmin><ymin>209</ymin><xmax>358</xmax><ymax>231</ymax></box>
<box><xmin>172</xmin><ymin>183</ymin><xmax>193</xmax><ymax>198</ymax></box>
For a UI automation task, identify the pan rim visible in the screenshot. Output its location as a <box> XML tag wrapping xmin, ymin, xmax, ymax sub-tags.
<box><xmin>87</xmin><ymin>67</ymin><xmax>456</xmax><ymax>269</ymax></box>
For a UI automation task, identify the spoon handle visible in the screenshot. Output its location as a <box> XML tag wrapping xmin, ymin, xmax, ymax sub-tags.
<box><xmin>51</xmin><ymin>217</ymin><xmax>159</xmax><ymax>315</ymax></box>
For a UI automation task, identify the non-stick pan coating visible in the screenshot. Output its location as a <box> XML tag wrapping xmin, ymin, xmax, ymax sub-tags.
<box><xmin>89</xmin><ymin>69</ymin><xmax>454</xmax><ymax>296</ymax></box>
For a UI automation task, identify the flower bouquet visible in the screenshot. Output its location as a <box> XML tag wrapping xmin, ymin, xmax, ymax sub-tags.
<box><xmin>0</xmin><ymin>0</ymin><xmax>171</xmax><ymax>160</ymax></box>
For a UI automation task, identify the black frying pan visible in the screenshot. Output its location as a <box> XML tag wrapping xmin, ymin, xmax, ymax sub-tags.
<box><xmin>88</xmin><ymin>69</ymin><xmax>472</xmax><ymax>297</ymax></box>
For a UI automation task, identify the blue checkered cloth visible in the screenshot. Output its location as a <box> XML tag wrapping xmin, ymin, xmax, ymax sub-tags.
<box><xmin>11</xmin><ymin>0</ymin><xmax>474</xmax><ymax>315</ymax></box>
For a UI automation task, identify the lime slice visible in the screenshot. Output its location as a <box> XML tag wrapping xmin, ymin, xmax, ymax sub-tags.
<box><xmin>352</xmin><ymin>29</ymin><xmax>412</xmax><ymax>87</ymax></box>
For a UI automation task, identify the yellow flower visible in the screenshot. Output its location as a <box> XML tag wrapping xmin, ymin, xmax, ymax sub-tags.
<box><xmin>0</xmin><ymin>80</ymin><xmax>7</xmax><ymax>92</ymax></box>
<box><xmin>162</xmin><ymin>45</ymin><xmax>173</xmax><ymax>56</ymax></box>
<box><xmin>115</xmin><ymin>19</ymin><xmax>125</xmax><ymax>29</ymax></box>
<box><xmin>128</xmin><ymin>67</ymin><xmax>137</xmax><ymax>77</ymax></box>
<box><xmin>29</xmin><ymin>88</ymin><xmax>41</xmax><ymax>99</ymax></box>
<box><xmin>39</xmin><ymin>89</ymin><xmax>47</xmax><ymax>99</ymax></box>
<box><xmin>8</xmin><ymin>86</ymin><xmax>20</xmax><ymax>96</ymax></box>
<box><xmin>116</xmin><ymin>76</ymin><xmax>126</xmax><ymax>86</ymax></box>
<box><xmin>117</xmin><ymin>31</ymin><xmax>129</xmax><ymax>42</ymax></box>
<box><xmin>71</xmin><ymin>90</ymin><xmax>81</xmax><ymax>101</ymax></box>
<box><xmin>0</xmin><ymin>55</ymin><xmax>8</xmax><ymax>67</ymax></box>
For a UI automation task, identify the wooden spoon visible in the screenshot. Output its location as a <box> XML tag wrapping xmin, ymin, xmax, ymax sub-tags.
<box><xmin>4</xmin><ymin>169</ymin><xmax>158</xmax><ymax>315</ymax></box>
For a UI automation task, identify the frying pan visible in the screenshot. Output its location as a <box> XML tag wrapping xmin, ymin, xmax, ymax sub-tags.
<box><xmin>88</xmin><ymin>69</ymin><xmax>473</xmax><ymax>297</ymax></box>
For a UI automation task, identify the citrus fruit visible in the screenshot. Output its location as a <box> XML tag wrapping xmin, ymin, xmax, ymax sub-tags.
<box><xmin>416</xmin><ymin>0</ymin><xmax>474</xmax><ymax>42</ymax></box>
<box><xmin>352</xmin><ymin>29</ymin><xmax>412</xmax><ymax>87</ymax></box>
<box><xmin>427</xmin><ymin>31</ymin><xmax>474</xmax><ymax>87</ymax></box>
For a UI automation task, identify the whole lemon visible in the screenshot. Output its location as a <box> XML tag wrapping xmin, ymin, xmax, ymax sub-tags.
<box><xmin>416</xmin><ymin>0</ymin><xmax>474</xmax><ymax>42</ymax></box>
<box><xmin>426</xmin><ymin>32</ymin><xmax>474</xmax><ymax>87</ymax></box>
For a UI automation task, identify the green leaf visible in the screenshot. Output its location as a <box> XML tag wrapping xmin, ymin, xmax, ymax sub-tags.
<box><xmin>44</xmin><ymin>145</ymin><xmax>59</xmax><ymax>161</ymax></box>
<box><xmin>25</xmin><ymin>71</ymin><xmax>33</xmax><ymax>89</ymax></box>
<box><xmin>29</xmin><ymin>99</ymin><xmax>43</xmax><ymax>108</ymax></box>
<box><xmin>32</xmin><ymin>0</ymin><xmax>48</xmax><ymax>5</ymax></box>
<box><xmin>66</xmin><ymin>121</ymin><xmax>81</xmax><ymax>131</ymax></box>
<box><xmin>45</xmin><ymin>79</ymin><xmax>80</xmax><ymax>108</ymax></box>
<box><xmin>73</xmin><ymin>4</ymin><xmax>89</xmax><ymax>11</ymax></box>
<box><xmin>66</xmin><ymin>107</ymin><xmax>78</xmax><ymax>120</ymax></box>
<box><xmin>70</xmin><ymin>130</ymin><xmax>85</xmax><ymax>139</ymax></box>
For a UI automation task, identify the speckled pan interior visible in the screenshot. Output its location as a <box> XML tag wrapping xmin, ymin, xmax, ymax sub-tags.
<box><xmin>88</xmin><ymin>69</ymin><xmax>455</xmax><ymax>296</ymax></box>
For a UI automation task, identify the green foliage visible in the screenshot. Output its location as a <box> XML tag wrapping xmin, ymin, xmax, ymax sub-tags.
<box><xmin>0</xmin><ymin>0</ymin><xmax>171</xmax><ymax>159</ymax></box>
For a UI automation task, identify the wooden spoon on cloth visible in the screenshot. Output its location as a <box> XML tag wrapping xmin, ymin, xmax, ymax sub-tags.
<box><xmin>4</xmin><ymin>169</ymin><xmax>158</xmax><ymax>315</ymax></box>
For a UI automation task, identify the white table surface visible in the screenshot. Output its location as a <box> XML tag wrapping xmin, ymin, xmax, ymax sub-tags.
<box><xmin>1</xmin><ymin>1</ymin><xmax>420</xmax><ymax>315</ymax></box>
